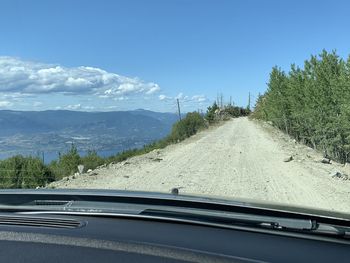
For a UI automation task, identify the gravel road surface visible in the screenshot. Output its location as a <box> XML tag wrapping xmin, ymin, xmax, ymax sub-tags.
<box><xmin>50</xmin><ymin>117</ymin><xmax>350</xmax><ymax>212</ymax></box>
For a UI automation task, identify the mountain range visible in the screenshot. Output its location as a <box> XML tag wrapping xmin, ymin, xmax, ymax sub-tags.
<box><xmin>0</xmin><ymin>109</ymin><xmax>179</xmax><ymax>162</ymax></box>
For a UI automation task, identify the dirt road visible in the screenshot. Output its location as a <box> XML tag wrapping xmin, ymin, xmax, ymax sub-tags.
<box><xmin>50</xmin><ymin>117</ymin><xmax>350</xmax><ymax>212</ymax></box>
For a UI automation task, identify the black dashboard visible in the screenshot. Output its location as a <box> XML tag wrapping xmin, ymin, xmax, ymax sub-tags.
<box><xmin>0</xmin><ymin>213</ymin><xmax>349</xmax><ymax>263</ymax></box>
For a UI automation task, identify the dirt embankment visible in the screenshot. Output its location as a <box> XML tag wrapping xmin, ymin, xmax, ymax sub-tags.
<box><xmin>49</xmin><ymin>117</ymin><xmax>350</xmax><ymax>213</ymax></box>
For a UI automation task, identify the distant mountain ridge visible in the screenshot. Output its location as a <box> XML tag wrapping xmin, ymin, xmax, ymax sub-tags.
<box><xmin>0</xmin><ymin>109</ymin><xmax>178</xmax><ymax>136</ymax></box>
<box><xmin>0</xmin><ymin>109</ymin><xmax>179</xmax><ymax>161</ymax></box>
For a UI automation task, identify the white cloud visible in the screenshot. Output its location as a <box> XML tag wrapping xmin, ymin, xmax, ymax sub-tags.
<box><xmin>0</xmin><ymin>92</ymin><xmax>32</xmax><ymax>101</ymax></box>
<box><xmin>175</xmin><ymin>92</ymin><xmax>184</xmax><ymax>99</ymax></box>
<box><xmin>175</xmin><ymin>92</ymin><xmax>190</xmax><ymax>100</ymax></box>
<box><xmin>82</xmin><ymin>105</ymin><xmax>95</xmax><ymax>111</ymax></box>
<box><xmin>33</xmin><ymin>101</ymin><xmax>43</xmax><ymax>107</ymax></box>
<box><xmin>65</xmin><ymin>77</ymin><xmax>92</xmax><ymax>87</ymax></box>
<box><xmin>159</xmin><ymin>94</ymin><xmax>172</xmax><ymax>101</ymax></box>
<box><xmin>65</xmin><ymin>104</ymin><xmax>82</xmax><ymax>110</ymax></box>
<box><xmin>102</xmin><ymin>81</ymin><xmax>160</xmax><ymax>97</ymax></box>
<box><xmin>0</xmin><ymin>57</ymin><xmax>211</xmax><ymax>112</ymax></box>
<box><xmin>0</xmin><ymin>100</ymin><xmax>13</xmax><ymax>107</ymax></box>
<box><xmin>191</xmin><ymin>95</ymin><xmax>207</xmax><ymax>102</ymax></box>
<box><xmin>0</xmin><ymin>56</ymin><xmax>161</xmax><ymax>97</ymax></box>
<box><xmin>159</xmin><ymin>93</ymin><xmax>208</xmax><ymax>104</ymax></box>
<box><xmin>145</xmin><ymin>84</ymin><xmax>160</xmax><ymax>94</ymax></box>
<box><xmin>113</xmin><ymin>96</ymin><xmax>128</xmax><ymax>101</ymax></box>
<box><xmin>60</xmin><ymin>104</ymin><xmax>94</xmax><ymax>111</ymax></box>
<box><xmin>106</xmin><ymin>105</ymin><xmax>118</xmax><ymax>109</ymax></box>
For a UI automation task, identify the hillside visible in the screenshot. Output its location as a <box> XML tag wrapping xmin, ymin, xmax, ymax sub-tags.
<box><xmin>0</xmin><ymin>109</ymin><xmax>179</xmax><ymax>160</ymax></box>
<box><xmin>50</xmin><ymin>117</ymin><xmax>350</xmax><ymax>213</ymax></box>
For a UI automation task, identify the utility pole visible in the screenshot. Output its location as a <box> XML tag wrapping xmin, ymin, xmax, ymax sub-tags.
<box><xmin>248</xmin><ymin>92</ymin><xmax>251</xmax><ymax>111</ymax></box>
<box><xmin>230</xmin><ymin>96</ymin><xmax>232</xmax><ymax>106</ymax></box>
<box><xmin>220</xmin><ymin>93</ymin><xmax>223</xmax><ymax>109</ymax></box>
<box><xmin>177</xmin><ymin>98</ymin><xmax>182</xmax><ymax>121</ymax></box>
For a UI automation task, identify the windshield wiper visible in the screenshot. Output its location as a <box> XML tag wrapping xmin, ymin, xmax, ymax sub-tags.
<box><xmin>311</xmin><ymin>223</ymin><xmax>350</xmax><ymax>238</ymax></box>
<box><xmin>141</xmin><ymin>208</ymin><xmax>316</xmax><ymax>231</ymax></box>
<box><xmin>142</xmin><ymin>208</ymin><xmax>350</xmax><ymax>238</ymax></box>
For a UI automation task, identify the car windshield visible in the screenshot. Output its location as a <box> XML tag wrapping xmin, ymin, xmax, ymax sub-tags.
<box><xmin>0</xmin><ymin>0</ymin><xmax>349</xmax><ymax>215</ymax></box>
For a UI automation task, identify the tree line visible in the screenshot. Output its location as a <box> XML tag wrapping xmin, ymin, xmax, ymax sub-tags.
<box><xmin>206</xmin><ymin>101</ymin><xmax>250</xmax><ymax>123</ymax></box>
<box><xmin>253</xmin><ymin>50</ymin><xmax>350</xmax><ymax>163</ymax></box>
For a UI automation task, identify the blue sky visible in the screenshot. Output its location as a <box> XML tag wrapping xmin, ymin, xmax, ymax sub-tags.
<box><xmin>0</xmin><ymin>0</ymin><xmax>350</xmax><ymax>112</ymax></box>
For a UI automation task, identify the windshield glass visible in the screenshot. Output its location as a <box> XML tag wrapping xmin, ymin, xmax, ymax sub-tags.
<box><xmin>0</xmin><ymin>0</ymin><xmax>349</xmax><ymax>215</ymax></box>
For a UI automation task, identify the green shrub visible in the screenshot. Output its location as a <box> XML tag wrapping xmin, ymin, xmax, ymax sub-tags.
<box><xmin>224</xmin><ymin>105</ymin><xmax>250</xmax><ymax>117</ymax></box>
<box><xmin>81</xmin><ymin>150</ymin><xmax>105</xmax><ymax>171</ymax></box>
<box><xmin>48</xmin><ymin>160</ymin><xmax>64</xmax><ymax>181</ymax></box>
<box><xmin>205</xmin><ymin>101</ymin><xmax>249</xmax><ymax>122</ymax></box>
<box><xmin>48</xmin><ymin>144</ymin><xmax>81</xmax><ymax>180</ymax></box>
<box><xmin>0</xmin><ymin>155</ymin><xmax>53</xmax><ymax>188</ymax></box>
<box><xmin>205</xmin><ymin>102</ymin><xmax>219</xmax><ymax>123</ymax></box>
<box><xmin>169</xmin><ymin>112</ymin><xmax>206</xmax><ymax>142</ymax></box>
<box><xmin>59</xmin><ymin>144</ymin><xmax>81</xmax><ymax>174</ymax></box>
